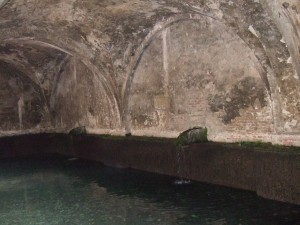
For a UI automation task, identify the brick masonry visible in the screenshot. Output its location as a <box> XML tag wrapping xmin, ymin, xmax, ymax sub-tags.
<box><xmin>0</xmin><ymin>134</ymin><xmax>299</xmax><ymax>205</ymax></box>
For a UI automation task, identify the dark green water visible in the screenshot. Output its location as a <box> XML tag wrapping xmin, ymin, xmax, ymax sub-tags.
<box><xmin>0</xmin><ymin>155</ymin><xmax>299</xmax><ymax>225</ymax></box>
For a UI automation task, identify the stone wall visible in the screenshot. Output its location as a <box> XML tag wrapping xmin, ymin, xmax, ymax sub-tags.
<box><xmin>0</xmin><ymin>0</ymin><xmax>300</xmax><ymax>145</ymax></box>
<box><xmin>128</xmin><ymin>19</ymin><xmax>273</xmax><ymax>140</ymax></box>
<box><xmin>0</xmin><ymin>134</ymin><xmax>299</xmax><ymax>205</ymax></box>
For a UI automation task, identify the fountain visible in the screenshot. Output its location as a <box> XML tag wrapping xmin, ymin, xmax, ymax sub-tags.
<box><xmin>174</xmin><ymin>145</ymin><xmax>191</xmax><ymax>185</ymax></box>
<box><xmin>174</xmin><ymin>127</ymin><xmax>208</xmax><ymax>185</ymax></box>
<box><xmin>17</xmin><ymin>95</ymin><xmax>24</xmax><ymax>130</ymax></box>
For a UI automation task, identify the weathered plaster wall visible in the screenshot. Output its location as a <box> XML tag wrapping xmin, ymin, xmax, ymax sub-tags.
<box><xmin>0</xmin><ymin>0</ymin><xmax>300</xmax><ymax>145</ymax></box>
<box><xmin>128</xmin><ymin>19</ymin><xmax>273</xmax><ymax>140</ymax></box>
<box><xmin>0</xmin><ymin>0</ymin><xmax>7</xmax><ymax>8</ymax></box>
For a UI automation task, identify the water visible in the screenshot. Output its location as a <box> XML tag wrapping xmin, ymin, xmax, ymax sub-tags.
<box><xmin>0</xmin><ymin>155</ymin><xmax>300</xmax><ymax>225</ymax></box>
<box><xmin>17</xmin><ymin>96</ymin><xmax>24</xmax><ymax>130</ymax></box>
<box><xmin>175</xmin><ymin>145</ymin><xmax>191</xmax><ymax>185</ymax></box>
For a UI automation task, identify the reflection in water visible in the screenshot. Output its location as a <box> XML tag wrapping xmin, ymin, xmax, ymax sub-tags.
<box><xmin>0</xmin><ymin>156</ymin><xmax>300</xmax><ymax>225</ymax></box>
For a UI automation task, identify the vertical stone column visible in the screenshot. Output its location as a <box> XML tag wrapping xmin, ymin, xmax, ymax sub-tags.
<box><xmin>153</xmin><ymin>28</ymin><xmax>172</xmax><ymax>129</ymax></box>
<box><xmin>162</xmin><ymin>28</ymin><xmax>170</xmax><ymax>91</ymax></box>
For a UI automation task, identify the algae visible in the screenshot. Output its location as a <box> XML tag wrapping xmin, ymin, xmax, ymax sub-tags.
<box><xmin>175</xmin><ymin>127</ymin><xmax>208</xmax><ymax>147</ymax></box>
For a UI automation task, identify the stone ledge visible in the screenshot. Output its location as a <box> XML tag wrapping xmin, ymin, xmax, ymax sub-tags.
<box><xmin>0</xmin><ymin>133</ymin><xmax>299</xmax><ymax>205</ymax></box>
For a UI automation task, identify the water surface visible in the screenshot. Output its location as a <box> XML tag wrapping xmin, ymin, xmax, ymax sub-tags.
<box><xmin>0</xmin><ymin>155</ymin><xmax>299</xmax><ymax>225</ymax></box>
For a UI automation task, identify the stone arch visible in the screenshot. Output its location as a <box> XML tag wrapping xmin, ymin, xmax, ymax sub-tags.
<box><xmin>122</xmin><ymin>14</ymin><xmax>273</xmax><ymax>139</ymax></box>
<box><xmin>0</xmin><ymin>0</ymin><xmax>9</xmax><ymax>9</ymax></box>
<box><xmin>0</xmin><ymin>60</ymin><xmax>47</xmax><ymax>131</ymax></box>
<box><xmin>122</xmin><ymin>13</ymin><xmax>273</xmax><ymax>97</ymax></box>
<box><xmin>0</xmin><ymin>39</ymin><xmax>73</xmax><ymax>111</ymax></box>
<box><xmin>124</xmin><ymin>15</ymin><xmax>276</xmax><ymax>141</ymax></box>
<box><xmin>0</xmin><ymin>38</ymin><xmax>121</xmax><ymax>130</ymax></box>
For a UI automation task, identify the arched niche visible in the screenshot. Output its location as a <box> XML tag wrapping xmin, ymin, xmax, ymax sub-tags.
<box><xmin>50</xmin><ymin>58</ymin><xmax>122</xmax><ymax>130</ymax></box>
<box><xmin>0</xmin><ymin>40</ymin><xmax>121</xmax><ymax>132</ymax></box>
<box><xmin>0</xmin><ymin>60</ymin><xmax>46</xmax><ymax>131</ymax></box>
<box><xmin>126</xmin><ymin>18</ymin><xmax>274</xmax><ymax>141</ymax></box>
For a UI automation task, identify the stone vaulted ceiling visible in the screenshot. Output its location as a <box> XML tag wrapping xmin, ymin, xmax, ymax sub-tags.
<box><xmin>0</xmin><ymin>0</ymin><xmax>300</xmax><ymax>145</ymax></box>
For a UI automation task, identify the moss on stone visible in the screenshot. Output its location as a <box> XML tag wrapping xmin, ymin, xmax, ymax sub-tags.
<box><xmin>239</xmin><ymin>141</ymin><xmax>272</xmax><ymax>148</ymax></box>
<box><xmin>69</xmin><ymin>126</ymin><xmax>87</xmax><ymax>136</ymax></box>
<box><xmin>86</xmin><ymin>134</ymin><xmax>175</xmax><ymax>143</ymax></box>
<box><xmin>223</xmin><ymin>141</ymin><xmax>300</xmax><ymax>154</ymax></box>
<box><xmin>175</xmin><ymin>127</ymin><xmax>208</xmax><ymax>147</ymax></box>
